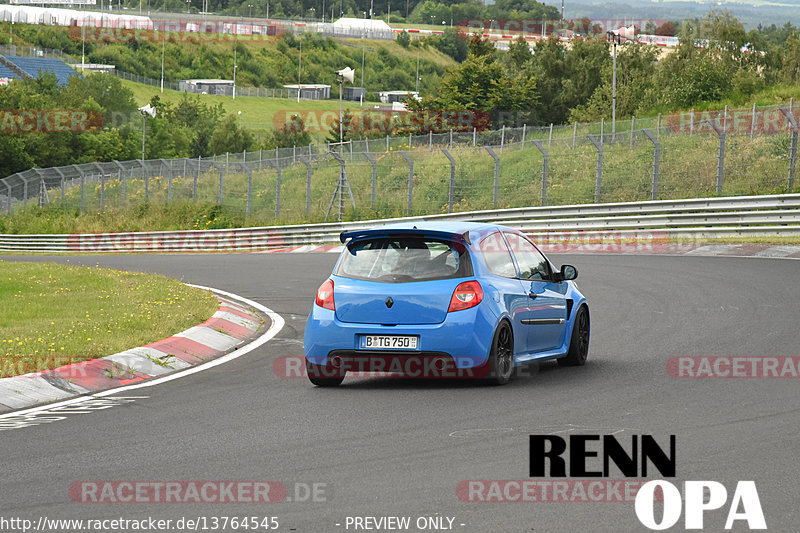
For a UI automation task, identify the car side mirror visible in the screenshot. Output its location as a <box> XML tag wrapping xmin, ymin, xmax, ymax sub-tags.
<box><xmin>557</xmin><ymin>265</ymin><xmax>578</xmax><ymax>281</ymax></box>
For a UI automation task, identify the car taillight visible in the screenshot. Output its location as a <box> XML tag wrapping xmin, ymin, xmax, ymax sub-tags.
<box><xmin>315</xmin><ymin>279</ymin><xmax>335</xmax><ymax>310</ymax></box>
<box><xmin>448</xmin><ymin>280</ymin><xmax>483</xmax><ymax>312</ymax></box>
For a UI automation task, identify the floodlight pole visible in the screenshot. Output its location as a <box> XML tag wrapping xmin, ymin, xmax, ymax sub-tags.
<box><xmin>160</xmin><ymin>30</ymin><xmax>165</xmax><ymax>93</ymax></box>
<box><xmin>607</xmin><ymin>32</ymin><xmax>619</xmax><ymax>143</ymax></box>
<box><xmin>141</xmin><ymin>114</ymin><xmax>147</xmax><ymax>160</ymax></box>
<box><xmin>339</xmin><ymin>78</ymin><xmax>343</xmax><ymax>144</ymax></box>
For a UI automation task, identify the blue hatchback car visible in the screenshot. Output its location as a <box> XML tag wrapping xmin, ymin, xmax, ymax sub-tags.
<box><xmin>303</xmin><ymin>222</ymin><xmax>589</xmax><ymax>386</ymax></box>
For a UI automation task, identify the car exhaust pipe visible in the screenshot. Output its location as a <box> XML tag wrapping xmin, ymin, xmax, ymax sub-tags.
<box><xmin>329</xmin><ymin>355</ymin><xmax>343</xmax><ymax>368</ymax></box>
<box><xmin>432</xmin><ymin>357</ymin><xmax>448</xmax><ymax>372</ymax></box>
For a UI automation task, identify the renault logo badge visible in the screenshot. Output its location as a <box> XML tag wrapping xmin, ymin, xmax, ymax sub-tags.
<box><xmin>385</xmin><ymin>297</ymin><xmax>394</xmax><ymax>308</ymax></box>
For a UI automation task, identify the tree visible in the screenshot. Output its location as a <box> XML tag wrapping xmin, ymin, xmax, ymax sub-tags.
<box><xmin>467</xmin><ymin>34</ymin><xmax>495</xmax><ymax>58</ymax></box>
<box><xmin>569</xmin><ymin>44</ymin><xmax>659</xmax><ymax>122</ymax></box>
<box><xmin>397</xmin><ymin>30</ymin><xmax>411</xmax><ymax>49</ymax></box>
<box><xmin>327</xmin><ymin>110</ymin><xmax>354</xmax><ymax>144</ymax></box>
<box><xmin>655</xmin><ymin>21</ymin><xmax>676</xmax><ymax>36</ymax></box>
<box><xmin>431</xmin><ymin>28</ymin><xmax>468</xmax><ymax>62</ymax></box>
<box><xmin>209</xmin><ymin>115</ymin><xmax>254</xmax><ymax>155</ymax></box>
<box><xmin>782</xmin><ymin>35</ymin><xmax>800</xmax><ymax>83</ymax></box>
<box><xmin>267</xmin><ymin>114</ymin><xmax>312</xmax><ymax>148</ymax></box>
<box><xmin>507</xmin><ymin>36</ymin><xmax>532</xmax><ymax>70</ymax></box>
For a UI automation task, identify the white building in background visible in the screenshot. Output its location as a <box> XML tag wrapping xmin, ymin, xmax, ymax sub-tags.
<box><xmin>0</xmin><ymin>5</ymin><xmax>152</xmax><ymax>29</ymax></box>
<box><xmin>323</xmin><ymin>17</ymin><xmax>394</xmax><ymax>39</ymax></box>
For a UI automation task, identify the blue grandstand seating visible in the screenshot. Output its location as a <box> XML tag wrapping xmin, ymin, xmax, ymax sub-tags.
<box><xmin>0</xmin><ymin>63</ymin><xmax>19</xmax><ymax>82</ymax></box>
<box><xmin>1</xmin><ymin>56</ymin><xmax>79</xmax><ymax>86</ymax></box>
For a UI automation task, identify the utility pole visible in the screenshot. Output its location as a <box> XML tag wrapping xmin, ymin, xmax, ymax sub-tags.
<box><xmin>297</xmin><ymin>39</ymin><xmax>302</xmax><ymax>102</ymax></box>
<box><xmin>415</xmin><ymin>51</ymin><xmax>420</xmax><ymax>92</ymax></box>
<box><xmin>160</xmin><ymin>29</ymin><xmax>165</xmax><ymax>93</ymax></box>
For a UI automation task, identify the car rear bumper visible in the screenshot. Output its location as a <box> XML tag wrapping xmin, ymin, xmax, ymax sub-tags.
<box><xmin>304</xmin><ymin>305</ymin><xmax>496</xmax><ymax>369</ymax></box>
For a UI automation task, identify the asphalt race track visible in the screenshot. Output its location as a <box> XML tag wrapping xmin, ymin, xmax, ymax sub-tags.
<box><xmin>1</xmin><ymin>253</ymin><xmax>798</xmax><ymax>532</ymax></box>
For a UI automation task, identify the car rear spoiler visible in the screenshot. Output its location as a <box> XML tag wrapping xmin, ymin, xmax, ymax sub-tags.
<box><xmin>340</xmin><ymin>227</ymin><xmax>472</xmax><ymax>245</ymax></box>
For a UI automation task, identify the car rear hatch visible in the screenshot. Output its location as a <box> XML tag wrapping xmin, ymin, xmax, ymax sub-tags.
<box><xmin>334</xmin><ymin>277</ymin><xmax>459</xmax><ymax>325</ymax></box>
<box><xmin>333</xmin><ymin>230</ymin><xmax>473</xmax><ymax>325</ymax></box>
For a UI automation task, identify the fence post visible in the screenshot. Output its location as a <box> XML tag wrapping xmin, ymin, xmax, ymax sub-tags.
<box><xmin>72</xmin><ymin>164</ymin><xmax>86</xmax><ymax>212</ymax></box>
<box><xmin>630</xmin><ymin>116</ymin><xmax>635</xmax><ymax>149</ymax></box>
<box><xmin>408</xmin><ymin>132</ymin><xmax>412</xmax><ymax>149</ymax></box>
<box><xmin>657</xmin><ymin>113</ymin><xmax>662</xmax><ymax>140</ymax></box>
<box><xmin>521</xmin><ymin>124</ymin><xmax>526</xmax><ymax>150</ymax></box>
<box><xmin>363</xmin><ymin>152</ymin><xmax>378</xmax><ymax>208</ymax></box>
<box><xmin>485</xmin><ymin>146</ymin><xmax>501</xmax><ymax>208</ymax></box>
<box><xmin>429</xmin><ymin>130</ymin><xmax>433</xmax><ymax>152</ymax></box>
<box><xmin>750</xmin><ymin>103</ymin><xmax>757</xmax><ymax>139</ymax></box>
<box><xmin>386</xmin><ymin>135</ymin><xmax>389</xmax><ymax>151</ymax></box>
<box><xmin>531</xmin><ymin>140</ymin><xmax>548</xmax><ymax>207</ymax></box>
<box><xmin>573</xmin><ymin>122</ymin><xmax>577</xmax><ymax>149</ymax></box>
<box><xmin>690</xmin><ymin>109</ymin><xmax>695</xmax><ymax>136</ymax></box>
<box><xmin>705</xmin><ymin>118</ymin><xmax>726</xmax><ymax>194</ymax></box>
<box><xmin>548</xmin><ymin>123</ymin><xmax>553</xmax><ymax>146</ymax></box>
<box><xmin>779</xmin><ymin>108</ymin><xmax>798</xmax><ymax>192</ymax></box>
<box><xmin>441</xmin><ymin>148</ymin><xmax>456</xmax><ymax>213</ymax></box>
<box><xmin>642</xmin><ymin>129</ymin><xmax>660</xmax><ymax>201</ymax></box>
<box><xmin>449</xmin><ymin>129</ymin><xmax>453</xmax><ymax>150</ymax></box>
<box><xmin>162</xmin><ymin>159</ymin><xmax>173</xmax><ymax>203</ymax></box>
<box><xmin>723</xmin><ymin>105</ymin><xmax>728</xmax><ymax>132</ymax></box>
<box><xmin>587</xmin><ymin>135</ymin><xmax>603</xmax><ymax>203</ymax></box>
<box><xmin>325</xmin><ymin>151</ymin><xmax>355</xmax><ymax>222</ymax></box>
<box><xmin>299</xmin><ymin>157</ymin><xmax>312</xmax><ymax>216</ymax></box>
<box><xmin>242</xmin><ymin>163</ymin><xmax>252</xmax><ymax>217</ymax></box>
<box><xmin>21</xmin><ymin>174</ymin><xmax>30</xmax><ymax>210</ymax></box>
<box><xmin>54</xmin><ymin>167</ymin><xmax>66</xmax><ymax>203</ymax></box>
<box><xmin>366</xmin><ymin>137</ymin><xmax>371</xmax><ymax>154</ymax></box>
<box><xmin>218</xmin><ymin>166</ymin><xmax>224</xmax><ymax>205</ymax></box>
<box><xmin>293</xmin><ymin>145</ymin><xmax>296</xmax><ymax>165</ymax></box>
<box><xmin>600</xmin><ymin>118</ymin><xmax>604</xmax><ymax>145</ymax></box>
<box><xmin>259</xmin><ymin>148</ymin><xmax>263</xmax><ymax>170</ymax></box>
<box><xmin>473</xmin><ymin>127</ymin><xmax>476</xmax><ymax>147</ymax></box>
<box><xmin>4</xmin><ymin>180</ymin><xmax>11</xmax><ymax>216</ymax></box>
<box><xmin>111</xmin><ymin>161</ymin><xmax>125</xmax><ymax>208</ymax></box>
<box><xmin>194</xmin><ymin>157</ymin><xmax>200</xmax><ymax>201</ymax></box>
<box><xmin>399</xmin><ymin>151</ymin><xmax>414</xmax><ymax>215</ymax></box>
<box><xmin>226</xmin><ymin>152</ymin><xmax>229</xmax><ymax>167</ymax></box>
<box><xmin>500</xmin><ymin>125</ymin><xmax>505</xmax><ymax>153</ymax></box>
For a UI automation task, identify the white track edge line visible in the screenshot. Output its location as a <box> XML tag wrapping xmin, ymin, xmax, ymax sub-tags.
<box><xmin>0</xmin><ymin>284</ymin><xmax>284</xmax><ymax>420</ymax></box>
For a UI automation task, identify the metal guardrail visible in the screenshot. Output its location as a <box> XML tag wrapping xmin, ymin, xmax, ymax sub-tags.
<box><xmin>1</xmin><ymin>193</ymin><xmax>798</xmax><ymax>253</ymax></box>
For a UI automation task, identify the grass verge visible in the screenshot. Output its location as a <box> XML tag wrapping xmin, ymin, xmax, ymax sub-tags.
<box><xmin>0</xmin><ymin>261</ymin><xmax>219</xmax><ymax>378</ymax></box>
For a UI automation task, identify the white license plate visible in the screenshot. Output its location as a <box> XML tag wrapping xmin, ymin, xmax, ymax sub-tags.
<box><xmin>362</xmin><ymin>335</ymin><xmax>418</xmax><ymax>350</ymax></box>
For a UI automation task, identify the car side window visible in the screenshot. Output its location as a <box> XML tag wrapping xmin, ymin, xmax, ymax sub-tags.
<box><xmin>503</xmin><ymin>232</ymin><xmax>551</xmax><ymax>281</ymax></box>
<box><xmin>479</xmin><ymin>232</ymin><xmax>517</xmax><ymax>278</ymax></box>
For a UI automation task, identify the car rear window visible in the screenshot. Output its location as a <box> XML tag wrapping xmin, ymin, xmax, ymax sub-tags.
<box><xmin>336</xmin><ymin>237</ymin><xmax>472</xmax><ymax>283</ymax></box>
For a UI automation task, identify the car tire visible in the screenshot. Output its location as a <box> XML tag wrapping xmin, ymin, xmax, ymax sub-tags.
<box><xmin>306</xmin><ymin>360</ymin><xmax>345</xmax><ymax>387</ymax></box>
<box><xmin>486</xmin><ymin>321</ymin><xmax>514</xmax><ymax>385</ymax></box>
<box><xmin>557</xmin><ymin>306</ymin><xmax>590</xmax><ymax>367</ymax></box>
